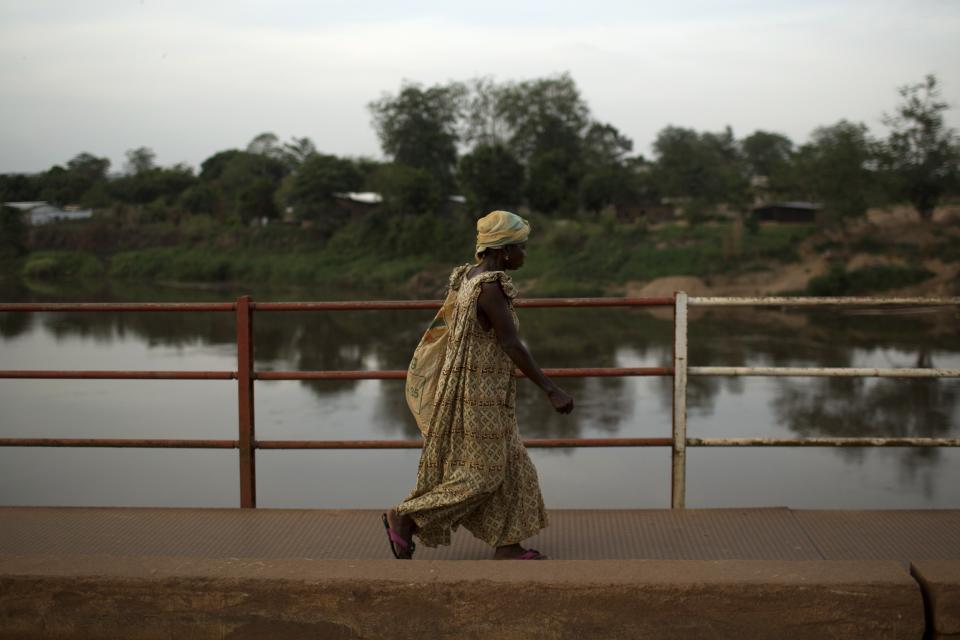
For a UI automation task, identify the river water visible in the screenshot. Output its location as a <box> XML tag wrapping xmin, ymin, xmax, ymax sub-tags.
<box><xmin>1</xmin><ymin>279</ymin><xmax>958</xmax><ymax>510</ymax></box>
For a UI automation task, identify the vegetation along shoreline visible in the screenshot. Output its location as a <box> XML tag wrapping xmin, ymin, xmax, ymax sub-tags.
<box><xmin>2</xmin><ymin>73</ymin><xmax>958</xmax><ymax>299</ymax></box>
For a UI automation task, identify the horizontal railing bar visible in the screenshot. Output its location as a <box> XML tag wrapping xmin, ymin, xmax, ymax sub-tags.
<box><xmin>0</xmin><ymin>371</ymin><xmax>236</xmax><ymax>380</ymax></box>
<box><xmin>6</xmin><ymin>366</ymin><xmax>952</xmax><ymax>381</ymax></box>
<box><xmin>689</xmin><ymin>366</ymin><xmax>960</xmax><ymax>378</ymax></box>
<box><xmin>256</xmin><ymin>437</ymin><xmax>673</xmax><ymax>449</ymax></box>
<box><xmin>0</xmin><ymin>438</ymin><xmax>238</xmax><ymax>448</ymax></box>
<box><xmin>254</xmin><ymin>297</ymin><xmax>674</xmax><ymax>312</ymax></box>
<box><xmin>255</xmin><ymin>367</ymin><xmax>672</xmax><ymax>381</ymax></box>
<box><xmin>0</xmin><ymin>303</ymin><xmax>236</xmax><ymax>313</ymax></box>
<box><xmin>517</xmin><ymin>297</ymin><xmax>674</xmax><ymax>308</ymax></box>
<box><xmin>4</xmin><ymin>436</ymin><xmax>955</xmax><ymax>449</ymax></box>
<box><xmin>688</xmin><ymin>437</ymin><xmax>960</xmax><ymax>447</ymax></box>
<box><xmin>255</xmin><ymin>300</ymin><xmax>441</xmax><ymax>311</ymax></box>
<box><xmin>4</xmin><ymin>297</ymin><xmax>955</xmax><ymax>313</ymax></box>
<box><xmin>257</xmin><ymin>370</ymin><xmax>406</xmax><ymax>380</ymax></box>
<box><xmin>689</xmin><ymin>296</ymin><xmax>960</xmax><ymax>307</ymax></box>
<box><xmin>526</xmin><ymin>437</ymin><xmax>673</xmax><ymax>448</ymax></box>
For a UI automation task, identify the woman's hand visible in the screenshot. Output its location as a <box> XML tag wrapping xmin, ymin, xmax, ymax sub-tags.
<box><xmin>547</xmin><ymin>388</ymin><xmax>574</xmax><ymax>414</ymax></box>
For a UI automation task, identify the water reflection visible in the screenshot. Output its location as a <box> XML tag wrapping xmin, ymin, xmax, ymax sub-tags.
<box><xmin>772</xmin><ymin>374</ymin><xmax>958</xmax><ymax>480</ymax></box>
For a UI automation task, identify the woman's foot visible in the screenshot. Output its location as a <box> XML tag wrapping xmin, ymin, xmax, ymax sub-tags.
<box><xmin>493</xmin><ymin>543</ymin><xmax>548</xmax><ymax>560</ymax></box>
<box><xmin>383</xmin><ymin>509</ymin><xmax>417</xmax><ymax>559</ymax></box>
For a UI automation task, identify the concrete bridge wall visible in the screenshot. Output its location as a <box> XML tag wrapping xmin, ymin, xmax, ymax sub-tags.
<box><xmin>0</xmin><ymin>557</ymin><xmax>935</xmax><ymax>639</ymax></box>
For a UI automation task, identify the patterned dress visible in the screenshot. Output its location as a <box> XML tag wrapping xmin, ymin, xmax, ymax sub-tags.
<box><xmin>396</xmin><ymin>265</ymin><xmax>548</xmax><ymax>547</ymax></box>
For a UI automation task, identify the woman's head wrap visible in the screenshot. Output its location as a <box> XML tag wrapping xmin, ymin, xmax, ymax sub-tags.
<box><xmin>475</xmin><ymin>210</ymin><xmax>530</xmax><ymax>262</ymax></box>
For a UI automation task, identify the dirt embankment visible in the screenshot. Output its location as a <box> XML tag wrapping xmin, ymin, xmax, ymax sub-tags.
<box><xmin>627</xmin><ymin>205</ymin><xmax>960</xmax><ymax>299</ymax></box>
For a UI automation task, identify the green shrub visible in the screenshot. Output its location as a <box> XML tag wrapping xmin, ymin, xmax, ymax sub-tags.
<box><xmin>21</xmin><ymin>251</ymin><xmax>103</xmax><ymax>280</ymax></box>
<box><xmin>935</xmin><ymin>236</ymin><xmax>960</xmax><ymax>262</ymax></box>
<box><xmin>806</xmin><ymin>264</ymin><xmax>933</xmax><ymax>295</ymax></box>
<box><xmin>109</xmin><ymin>249</ymin><xmax>174</xmax><ymax>280</ymax></box>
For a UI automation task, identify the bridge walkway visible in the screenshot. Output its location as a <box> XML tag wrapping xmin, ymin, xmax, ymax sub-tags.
<box><xmin>2</xmin><ymin>507</ymin><xmax>959</xmax><ymax>639</ymax></box>
<box><xmin>2</xmin><ymin>506</ymin><xmax>959</xmax><ymax>563</ymax></box>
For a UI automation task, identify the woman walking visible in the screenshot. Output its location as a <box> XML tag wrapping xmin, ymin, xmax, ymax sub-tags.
<box><xmin>383</xmin><ymin>210</ymin><xmax>574</xmax><ymax>560</ymax></box>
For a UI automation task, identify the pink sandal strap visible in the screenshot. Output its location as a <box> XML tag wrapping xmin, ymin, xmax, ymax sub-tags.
<box><xmin>387</xmin><ymin>528</ymin><xmax>411</xmax><ymax>551</ymax></box>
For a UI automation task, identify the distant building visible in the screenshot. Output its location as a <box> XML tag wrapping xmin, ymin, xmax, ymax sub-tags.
<box><xmin>332</xmin><ymin>192</ymin><xmax>384</xmax><ymax>205</ymax></box>
<box><xmin>330</xmin><ymin>192</ymin><xmax>383</xmax><ymax>219</ymax></box>
<box><xmin>3</xmin><ymin>201</ymin><xmax>93</xmax><ymax>225</ymax></box>
<box><xmin>331</xmin><ymin>192</ymin><xmax>469</xmax><ymax>217</ymax></box>
<box><xmin>752</xmin><ymin>201</ymin><xmax>820</xmax><ymax>223</ymax></box>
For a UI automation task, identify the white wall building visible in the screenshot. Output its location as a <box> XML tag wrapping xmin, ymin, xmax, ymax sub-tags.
<box><xmin>2</xmin><ymin>201</ymin><xmax>93</xmax><ymax>225</ymax></box>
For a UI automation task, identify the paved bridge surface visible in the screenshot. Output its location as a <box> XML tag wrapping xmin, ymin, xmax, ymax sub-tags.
<box><xmin>2</xmin><ymin>507</ymin><xmax>959</xmax><ymax>639</ymax></box>
<box><xmin>1</xmin><ymin>506</ymin><xmax>959</xmax><ymax>563</ymax></box>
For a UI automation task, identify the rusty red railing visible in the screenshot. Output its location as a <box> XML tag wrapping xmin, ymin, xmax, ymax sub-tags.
<box><xmin>0</xmin><ymin>295</ymin><xmax>674</xmax><ymax>507</ymax></box>
<box><xmin>2</xmin><ymin>294</ymin><xmax>958</xmax><ymax>509</ymax></box>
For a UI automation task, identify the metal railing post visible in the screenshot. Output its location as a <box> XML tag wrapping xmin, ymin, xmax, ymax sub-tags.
<box><xmin>671</xmin><ymin>291</ymin><xmax>689</xmax><ymax>508</ymax></box>
<box><xmin>236</xmin><ymin>295</ymin><xmax>256</xmax><ymax>508</ymax></box>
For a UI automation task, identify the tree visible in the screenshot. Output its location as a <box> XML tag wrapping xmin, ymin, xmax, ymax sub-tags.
<box><xmin>741</xmin><ymin>131</ymin><xmax>794</xmax><ymax>178</ymax></box>
<box><xmin>67</xmin><ymin>153</ymin><xmax>111</xmax><ymax>186</ymax></box>
<box><xmin>880</xmin><ymin>74</ymin><xmax>960</xmax><ymax>220</ymax></box>
<box><xmin>0</xmin><ymin>174</ymin><xmax>39</xmax><ymax>202</ymax></box>
<box><xmin>280</xmin><ymin>136</ymin><xmax>318</xmax><ymax>170</ymax></box>
<box><xmin>371</xmin><ymin>163</ymin><xmax>442</xmax><ymax>215</ymax></box>
<box><xmin>583</xmin><ymin>122</ymin><xmax>633</xmax><ymax>167</ymax></box>
<box><xmin>526</xmin><ymin>149</ymin><xmax>581</xmax><ymax>214</ymax></box>
<box><xmin>792</xmin><ymin>120</ymin><xmax>880</xmax><ymax>221</ymax></box>
<box><xmin>461</xmin><ymin>76</ymin><xmax>511</xmax><ymax>148</ymax></box>
<box><xmin>33</xmin><ymin>152</ymin><xmax>111</xmax><ymax>205</ymax></box>
<box><xmin>237</xmin><ymin>178</ymin><xmax>278</xmax><ymax>222</ymax></box>
<box><xmin>286</xmin><ymin>153</ymin><xmax>363</xmax><ymax>220</ymax></box>
<box><xmin>369</xmin><ymin>82</ymin><xmax>465</xmax><ymax>192</ymax></box>
<box><xmin>124</xmin><ymin>147</ymin><xmax>156</xmax><ymax>175</ymax></box>
<box><xmin>0</xmin><ymin>205</ymin><xmax>26</xmax><ymax>258</ymax></box>
<box><xmin>497</xmin><ymin>73</ymin><xmax>590</xmax><ymax>161</ymax></box>
<box><xmin>491</xmin><ymin>74</ymin><xmax>593</xmax><ymax>215</ymax></box>
<box><xmin>457</xmin><ymin>144</ymin><xmax>524</xmax><ymax>213</ymax></box>
<box><xmin>110</xmin><ymin>163</ymin><xmax>197</xmax><ymax>206</ymax></box>
<box><xmin>36</xmin><ymin>165</ymin><xmax>73</xmax><ymax>205</ymax></box>
<box><xmin>579</xmin><ymin>122</ymin><xmax>636</xmax><ymax>213</ymax></box>
<box><xmin>178</xmin><ymin>183</ymin><xmax>218</xmax><ymax>215</ymax></box>
<box><xmin>246</xmin><ymin>132</ymin><xmax>282</xmax><ymax>158</ymax></box>
<box><xmin>200</xmin><ymin>150</ymin><xmax>245</xmax><ymax>182</ymax></box>
<box><xmin>652</xmin><ymin>125</ymin><xmax>749</xmax><ymax>211</ymax></box>
<box><xmin>741</xmin><ymin>130</ymin><xmax>796</xmax><ymax>202</ymax></box>
<box><xmin>199</xmin><ymin>149</ymin><xmax>287</xmax><ymax>219</ymax></box>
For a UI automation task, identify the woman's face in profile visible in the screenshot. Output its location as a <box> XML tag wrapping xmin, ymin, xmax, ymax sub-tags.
<box><xmin>505</xmin><ymin>243</ymin><xmax>526</xmax><ymax>270</ymax></box>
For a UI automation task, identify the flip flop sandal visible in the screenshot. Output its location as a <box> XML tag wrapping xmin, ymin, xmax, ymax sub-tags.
<box><xmin>517</xmin><ymin>549</ymin><xmax>547</xmax><ymax>560</ymax></box>
<box><xmin>381</xmin><ymin>512</ymin><xmax>416</xmax><ymax>559</ymax></box>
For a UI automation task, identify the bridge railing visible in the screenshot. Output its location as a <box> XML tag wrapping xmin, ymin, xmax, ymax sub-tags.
<box><xmin>1</xmin><ymin>294</ymin><xmax>958</xmax><ymax>508</ymax></box>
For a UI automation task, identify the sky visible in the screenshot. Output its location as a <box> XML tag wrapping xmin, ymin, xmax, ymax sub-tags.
<box><xmin>1</xmin><ymin>0</ymin><xmax>959</xmax><ymax>174</ymax></box>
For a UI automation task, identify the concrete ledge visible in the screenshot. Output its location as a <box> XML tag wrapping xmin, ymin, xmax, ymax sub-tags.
<box><xmin>0</xmin><ymin>556</ymin><xmax>924</xmax><ymax>639</ymax></box>
<box><xmin>913</xmin><ymin>561</ymin><xmax>960</xmax><ymax>639</ymax></box>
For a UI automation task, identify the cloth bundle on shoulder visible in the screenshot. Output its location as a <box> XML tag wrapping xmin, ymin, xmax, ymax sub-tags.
<box><xmin>405</xmin><ymin>267</ymin><xmax>465</xmax><ymax>434</ymax></box>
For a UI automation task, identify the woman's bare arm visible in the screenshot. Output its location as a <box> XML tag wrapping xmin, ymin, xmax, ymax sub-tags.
<box><xmin>477</xmin><ymin>281</ymin><xmax>574</xmax><ymax>414</ymax></box>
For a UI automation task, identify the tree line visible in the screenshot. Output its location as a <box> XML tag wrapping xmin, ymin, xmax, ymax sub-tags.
<box><xmin>1</xmin><ymin>73</ymin><xmax>957</xmax><ymax>230</ymax></box>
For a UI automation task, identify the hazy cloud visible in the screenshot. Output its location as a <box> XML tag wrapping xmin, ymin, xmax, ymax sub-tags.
<box><xmin>1</xmin><ymin>0</ymin><xmax>958</xmax><ymax>172</ymax></box>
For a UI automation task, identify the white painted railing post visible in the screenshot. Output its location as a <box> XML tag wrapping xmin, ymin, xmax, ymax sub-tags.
<box><xmin>671</xmin><ymin>291</ymin><xmax>689</xmax><ymax>509</ymax></box>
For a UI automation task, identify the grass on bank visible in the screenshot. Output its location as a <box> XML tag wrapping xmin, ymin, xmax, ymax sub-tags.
<box><xmin>21</xmin><ymin>251</ymin><xmax>104</xmax><ymax>280</ymax></box>
<box><xmin>14</xmin><ymin>212</ymin><xmax>818</xmax><ymax>295</ymax></box>
<box><xmin>806</xmin><ymin>264</ymin><xmax>935</xmax><ymax>296</ymax></box>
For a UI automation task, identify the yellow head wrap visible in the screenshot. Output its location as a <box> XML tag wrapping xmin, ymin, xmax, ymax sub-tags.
<box><xmin>475</xmin><ymin>210</ymin><xmax>530</xmax><ymax>262</ymax></box>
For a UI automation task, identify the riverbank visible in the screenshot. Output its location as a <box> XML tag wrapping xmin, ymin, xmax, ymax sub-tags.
<box><xmin>6</xmin><ymin>206</ymin><xmax>960</xmax><ymax>299</ymax></box>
